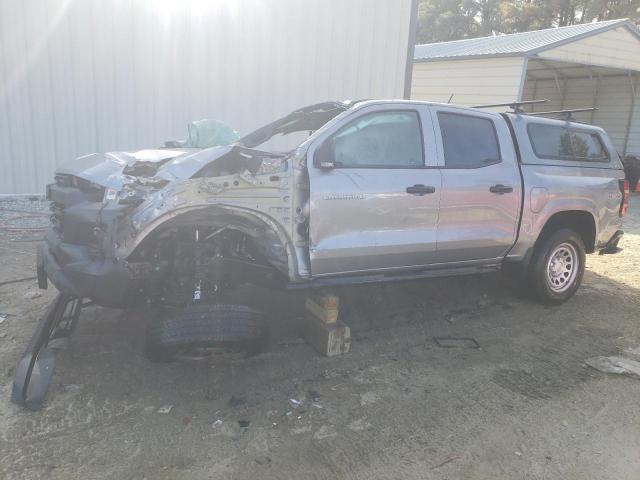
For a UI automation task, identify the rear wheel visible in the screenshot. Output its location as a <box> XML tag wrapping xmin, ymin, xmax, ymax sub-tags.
<box><xmin>528</xmin><ymin>228</ymin><xmax>586</xmax><ymax>305</ymax></box>
<box><xmin>145</xmin><ymin>304</ymin><xmax>268</xmax><ymax>362</ymax></box>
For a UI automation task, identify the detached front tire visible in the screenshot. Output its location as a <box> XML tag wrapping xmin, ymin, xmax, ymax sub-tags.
<box><xmin>145</xmin><ymin>304</ymin><xmax>268</xmax><ymax>362</ymax></box>
<box><xmin>528</xmin><ymin>228</ymin><xmax>586</xmax><ymax>305</ymax></box>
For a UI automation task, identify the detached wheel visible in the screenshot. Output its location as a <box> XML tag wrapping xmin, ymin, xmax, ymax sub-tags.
<box><xmin>528</xmin><ymin>228</ymin><xmax>586</xmax><ymax>305</ymax></box>
<box><xmin>145</xmin><ymin>304</ymin><xmax>268</xmax><ymax>362</ymax></box>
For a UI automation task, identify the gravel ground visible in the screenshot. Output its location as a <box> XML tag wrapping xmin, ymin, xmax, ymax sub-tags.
<box><xmin>1</xmin><ymin>195</ymin><xmax>639</xmax><ymax>480</ymax></box>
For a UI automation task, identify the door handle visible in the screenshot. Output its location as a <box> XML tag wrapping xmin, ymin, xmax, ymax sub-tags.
<box><xmin>489</xmin><ymin>184</ymin><xmax>513</xmax><ymax>194</ymax></box>
<box><xmin>406</xmin><ymin>184</ymin><xmax>436</xmax><ymax>195</ymax></box>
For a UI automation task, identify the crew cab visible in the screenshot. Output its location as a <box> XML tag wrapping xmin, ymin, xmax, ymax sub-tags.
<box><xmin>37</xmin><ymin>100</ymin><xmax>628</xmax><ymax>357</ymax></box>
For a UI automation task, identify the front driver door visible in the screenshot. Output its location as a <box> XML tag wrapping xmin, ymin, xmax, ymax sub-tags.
<box><xmin>307</xmin><ymin>105</ymin><xmax>442</xmax><ymax>276</ymax></box>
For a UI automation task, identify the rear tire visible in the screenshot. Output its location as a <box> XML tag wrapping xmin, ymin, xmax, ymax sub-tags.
<box><xmin>528</xmin><ymin>228</ymin><xmax>586</xmax><ymax>305</ymax></box>
<box><xmin>145</xmin><ymin>304</ymin><xmax>268</xmax><ymax>362</ymax></box>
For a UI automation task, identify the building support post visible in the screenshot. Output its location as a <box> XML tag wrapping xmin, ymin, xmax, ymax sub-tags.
<box><xmin>623</xmin><ymin>72</ymin><xmax>638</xmax><ymax>156</ymax></box>
<box><xmin>590</xmin><ymin>70</ymin><xmax>599</xmax><ymax>125</ymax></box>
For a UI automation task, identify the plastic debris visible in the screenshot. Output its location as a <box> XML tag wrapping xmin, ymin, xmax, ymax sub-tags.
<box><xmin>430</xmin><ymin>454</ymin><xmax>463</xmax><ymax>469</ymax></box>
<box><xmin>157</xmin><ymin>405</ymin><xmax>173</xmax><ymax>414</ymax></box>
<box><xmin>433</xmin><ymin>336</ymin><xmax>480</xmax><ymax>349</ymax></box>
<box><xmin>238</xmin><ymin>420</ymin><xmax>250</xmax><ymax>433</ymax></box>
<box><xmin>306</xmin><ymin>389</ymin><xmax>321</xmax><ymax>402</ymax></box>
<box><xmin>228</xmin><ymin>395</ymin><xmax>247</xmax><ymax>408</ymax></box>
<box><xmin>585</xmin><ymin>356</ymin><xmax>640</xmax><ymax>378</ymax></box>
<box><xmin>23</xmin><ymin>291</ymin><xmax>42</xmax><ymax>300</ymax></box>
<box><xmin>289</xmin><ymin>398</ymin><xmax>302</xmax><ymax>409</ymax></box>
<box><xmin>211</xmin><ymin>419</ymin><xmax>223</xmax><ymax>428</ymax></box>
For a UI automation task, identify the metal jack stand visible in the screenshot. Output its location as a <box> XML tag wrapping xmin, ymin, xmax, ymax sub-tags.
<box><xmin>11</xmin><ymin>293</ymin><xmax>88</xmax><ymax>410</ymax></box>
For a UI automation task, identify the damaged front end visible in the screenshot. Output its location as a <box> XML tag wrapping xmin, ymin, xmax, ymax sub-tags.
<box><xmin>17</xmin><ymin>102</ymin><xmax>353</xmax><ymax>409</ymax></box>
<box><xmin>40</xmin><ymin>145</ymin><xmax>292</xmax><ymax>307</ymax></box>
<box><xmin>38</xmin><ymin>101</ymin><xmax>354</xmax><ymax>307</ymax></box>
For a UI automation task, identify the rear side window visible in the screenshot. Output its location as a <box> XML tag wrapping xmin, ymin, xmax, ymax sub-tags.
<box><xmin>438</xmin><ymin>112</ymin><xmax>501</xmax><ymax>168</ymax></box>
<box><xmin>527</xmin><ymin>123</ymin><xmax>609</xmax><ymax>162</ymax></box>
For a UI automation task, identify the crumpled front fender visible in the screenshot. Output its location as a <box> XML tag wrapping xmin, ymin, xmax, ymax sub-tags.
<box><xmin>114</xmin><ymin>175</ymin><xmax>300</xmax><ymax>280</ymax></box>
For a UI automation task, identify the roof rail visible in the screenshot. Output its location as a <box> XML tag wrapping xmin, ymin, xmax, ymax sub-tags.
<box><xmin>526</xmin><ymin>107</ymin><xmax>598</xmax><ymax>121</ymax></box>
<box><xmin>471</xmin><ymin>99</ymin><xmax>549</xmax><ymax>112</ymax></box>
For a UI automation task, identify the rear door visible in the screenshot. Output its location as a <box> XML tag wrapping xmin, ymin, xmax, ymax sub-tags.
<box><xmin>429</xmin><ymin>106</ymin><xmax>522</xmax><ymax>263</ymax></box>
<box><xmin>307</xmin><ymin>104</ymin><xmax>442</xmax><ymax>276</ymax></box>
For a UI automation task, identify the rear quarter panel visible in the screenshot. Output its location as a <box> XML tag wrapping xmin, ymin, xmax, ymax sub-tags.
<box><xmin>506</xmin><ymin>114</ymin><xmax>625</xmax><ymax>259</ymax></box>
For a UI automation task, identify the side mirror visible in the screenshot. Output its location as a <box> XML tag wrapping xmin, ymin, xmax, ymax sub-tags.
<box><xmin>314</xmin><ymin>139</ymin><xmax>336</xmax><ymax>169</ymax></box>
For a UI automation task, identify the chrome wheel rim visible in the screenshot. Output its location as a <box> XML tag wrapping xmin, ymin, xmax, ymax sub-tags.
<box><xmin>546</xmin><ymin>242</ymin><xmax>578</xmax><ymax>293</ymax></box>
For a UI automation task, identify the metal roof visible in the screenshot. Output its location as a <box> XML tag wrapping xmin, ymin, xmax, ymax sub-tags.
<box><xmin>414</xmin><ymin>19</ymin><xmax>639</xmax><ymax>61</ymax></box>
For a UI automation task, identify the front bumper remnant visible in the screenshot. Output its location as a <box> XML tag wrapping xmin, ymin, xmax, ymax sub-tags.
<box><xmin>11</xmin><ymin>294</ymin><xmax>86</xmax><ymax>410</ymax></box>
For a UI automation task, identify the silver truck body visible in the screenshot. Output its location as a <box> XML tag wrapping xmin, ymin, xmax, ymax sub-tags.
<box><xmin>39</xmin><ymin>100</ymin><xmax>625</xmax><ymax>306</ymax></box>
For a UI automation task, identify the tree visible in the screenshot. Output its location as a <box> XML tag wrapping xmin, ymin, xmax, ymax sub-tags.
<box><xmin>415</xmin><ymin>0</ymin><xmax>640</xmax><ymax>44</ymax></box>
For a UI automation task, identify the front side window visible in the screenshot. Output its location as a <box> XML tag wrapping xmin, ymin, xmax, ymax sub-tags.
<box><xmin>325</xmin><ymin>111</ymin><xmax>424</xmax><ymax>168</ymax></box>
<box><xmin>438</xmin><ymin>112</ymin><xmax>501</xmax><ymax>168</ymax></box>
<box><xmin>528</xmin><ymin>123</ymin><xmax>609</xmax><ymax>162</ymax></box>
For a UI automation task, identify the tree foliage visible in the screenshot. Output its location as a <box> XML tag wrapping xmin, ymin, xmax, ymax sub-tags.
<box><xmin>416</xmin><ymin>0</ymin><xmax>640</xmax><ymax>43</ymax></box>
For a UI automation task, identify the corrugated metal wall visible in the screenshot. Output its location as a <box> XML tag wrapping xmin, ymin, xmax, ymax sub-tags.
<box><xmin>410</xmin><ymin>57</ymin><xmax>525</xmax><ymax>109</ymax></box>
<box><xmin>0</xmin><ymin>0</ymin><xmax>414</xmax><ymax>194</ymax></box>
<box><xmin>539</xmin><ymin>26</ymin><xmax>640</xmax><ymax>72</ymax></box>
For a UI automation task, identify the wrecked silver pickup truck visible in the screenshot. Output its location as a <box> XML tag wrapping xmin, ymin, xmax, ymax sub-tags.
<box><xmin>13</xmin><ymin>100</ymin><xmax>629</xmax><ymax>408</ymax></box>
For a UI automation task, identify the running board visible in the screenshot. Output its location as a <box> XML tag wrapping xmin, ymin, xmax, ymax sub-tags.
<box><xmin>287</xmin><ymin>264</ymin><xmax>500</xmax><ymax>290</ymax></box>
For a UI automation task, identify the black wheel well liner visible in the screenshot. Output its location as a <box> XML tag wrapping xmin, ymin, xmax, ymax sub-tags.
<box><xmin>535</xmin><ymin>210</ymin><xmax>596</xmax><ymax>254</ymax></box>
<box><xmin>503</xmin><ymin>210</ymin><xmax>595</xmax><ymax>281</ymax></box>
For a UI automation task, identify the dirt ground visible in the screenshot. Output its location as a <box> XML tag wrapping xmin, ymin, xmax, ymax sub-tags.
<box><xmin>1</xmin><ymin>196</ymin><xmax>640</xmax><ymax>480</ymax></box>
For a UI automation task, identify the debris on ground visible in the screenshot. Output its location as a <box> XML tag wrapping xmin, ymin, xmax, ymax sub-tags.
<box><xmin>211</xmin><ymin>419</ymin><xmax>223</xmax><ymax>428</ymax></box>
<box><xmin>478</xmin><ymin>295</ymin><xmax>493</xmax><ymax>308</ymax></box>
<box><xmin>288</xmin><ymin>398</ymin><xmax>302</xmax><ymax>409</ymax></box>
<box><xmin>0</xmin><ymin>276</ymin><xmax>38</xmax><ymax>288</ymax></box>
<box><xmin>23</xmin><ymin>290</ymin><xmax>42</xmax><ymax>300</ymax></box>
<box><xmin>238</xmin><ymin>420</ymin><xmax>250</xmax><ymax>433</ymax></box>
<box><xmin>228</xmin><ymin>395</ymin><xmax>247</xmax><ymax>408</ymax></box>
<box><xmin>585</xmin><ymin>355</ymin><xmax>640</xmax><ymax>378</ymax></box>
<box><xmin>157</xmin><ymin>405</ymin><xmax>173</xmax><ymax>414</ymax></box>
<box><xmin>359</xmin><ymin>391</ymin><xmax>379</xmax><ymax>406</ymax></box>
<box><xmin>306</xmin><ymin>389</ymin><xmax>321</xmax><ymax>402</ymax></box>
<box><xmin>433</xmin><ymin>337</ymin><xmax>480</xmax><ymax>349</ymax></box>
<box><xmin>431</xmin><ymin>454</ymin><xmax>463</xmax><ymax>469</ymax></box>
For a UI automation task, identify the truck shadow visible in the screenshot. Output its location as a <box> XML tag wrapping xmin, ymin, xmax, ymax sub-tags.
<box><xmin>47</xmin><ymin>259</ymin><xmax>639</xmax><ymax>406</ymax></box>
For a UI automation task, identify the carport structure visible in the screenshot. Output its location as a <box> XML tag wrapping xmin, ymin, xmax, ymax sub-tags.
<box><xmin>412</xmin><ymin>19</ymin><xmax>640</xmax><ymax>156</ymax></box>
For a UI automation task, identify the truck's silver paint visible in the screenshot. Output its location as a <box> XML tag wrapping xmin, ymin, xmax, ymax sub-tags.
<box><xmin>306</xmin><ymin>103</ymin><xmax>442</xmax><ymax>275</ymax></box>
<box><xmin>428</xmin><ymin>104</ymin><xmax>523</xmax><ymax>263</ymax></box>
<box><xmin>505</xmin><ymin>113</ymin><xmax>624</xmax><ymax>260</ymax></box>
<box><xmin>106</xmin><ymin>100</ymin><xmax>624</xmax><ymax>282</ymax></box>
